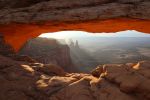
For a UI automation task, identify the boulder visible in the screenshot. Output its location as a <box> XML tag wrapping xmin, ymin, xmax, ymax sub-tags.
<box><xmin>91</xmin><ymin>65</ymin><xmax>103</xmax><ymax>77</ymax></box>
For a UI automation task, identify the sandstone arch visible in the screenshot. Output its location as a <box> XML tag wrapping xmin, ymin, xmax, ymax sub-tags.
<box><xmin>0</xmin><ymin>0</ymin><xmax>149</xmax><ymax>51</ymax></box>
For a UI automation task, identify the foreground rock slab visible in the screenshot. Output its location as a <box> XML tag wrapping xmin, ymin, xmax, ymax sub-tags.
<box><xmin>0</xmin><ymin>53</ymin><xmax>150</xmax><ymax>100</ymax></box>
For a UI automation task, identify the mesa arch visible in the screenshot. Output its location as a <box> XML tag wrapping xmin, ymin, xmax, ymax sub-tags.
<box><xmin>0</xmin><ymin>0</ymin><xmax>150</xmax><ymax>51</ymax></box>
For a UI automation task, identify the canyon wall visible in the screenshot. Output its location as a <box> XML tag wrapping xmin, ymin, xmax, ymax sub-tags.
<box><xmin>19</xmin><ymin>37</ymin><xmax>77</xmax><ymax>72</ymax></box>
<box><xmin>0</xmin><ymin>41</ymin><xmax>150</xmax><ymax>100</ymax></box>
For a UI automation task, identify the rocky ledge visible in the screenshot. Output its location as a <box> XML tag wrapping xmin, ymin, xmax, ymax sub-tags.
<box><xmin>0</xmin><ymin>54</ymin><xmax>150</xmax><ymax>100</ymax></box>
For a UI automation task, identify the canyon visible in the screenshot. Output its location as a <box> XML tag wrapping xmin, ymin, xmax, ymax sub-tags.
<box><xmin>0</xmin><ymin>34</ymin><xmax>150</xmax><ymax>100</ymax></box>
<box><xmin>19</xmin><ymin>37</ymin><xmax>77</xmax><ymax>72</ymax></box>
<box><xmin>0</xmin><ymin>0</ymin><xmax>150</xmax><ymax>100</ymax></box>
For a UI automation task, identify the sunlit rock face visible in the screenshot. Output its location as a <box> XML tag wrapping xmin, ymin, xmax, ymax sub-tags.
<box><xmin>0</xmin><ymin>53</ymin><xmax>150</xmax><ymax>100</ymax></box>
<box><xmin>0</xmin><ymin>0</ymin><xmax>150</xmax><ymax>50</ymax></box>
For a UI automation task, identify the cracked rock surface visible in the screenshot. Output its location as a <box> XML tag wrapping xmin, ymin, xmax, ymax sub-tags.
<box><xmin>0</xmin><ymin>0</ymin><xmax>149</xmax><ymax>24</ymax></box>
<box><xmin>0</xmin><ymin>36</ymin><xmax>150</xmax><ymax>100</ymax></box>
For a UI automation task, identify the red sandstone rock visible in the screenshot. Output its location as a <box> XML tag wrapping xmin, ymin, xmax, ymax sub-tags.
<box><xmin>19</xmin><ymin>37</ymin><xmax>77</xmax><ymax>72</ymax></box>
<box><xmin>36</xmin><ymin>76</ymin><xmax>77</xmax><ymax>95</ymax></box>
<box><xmin>0</xmin><ymin>53</ymin><xmax>150</xmax><ymax>100</ymax></box>
<box><xmin>91</xmin><ymin>62</ymin><xmax>150</xmax><ymax>100</ymax></box>
<box><xmin>0</xmin><ymin>0</ymin><xmax>149</xmax><ymax>24</ymax></box>
<box><xmin>0</xmin><ymin>1</ymin><xmax>150</xmax><ymax>100</ymax></box>
<box><xmin>0</xmin><ymin>1</ymin><xmax>150</xmax><ymax>51</ymax></box>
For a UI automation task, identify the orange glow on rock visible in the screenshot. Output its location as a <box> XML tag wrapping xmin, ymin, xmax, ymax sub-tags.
<box><xmin>0</xmin><ymin>18</ymin><xmax>150</xmax><ymax>51</ymax></box>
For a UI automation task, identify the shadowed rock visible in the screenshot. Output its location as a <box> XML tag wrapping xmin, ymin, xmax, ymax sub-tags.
<box><xmin>0</xmin><ymin>0</ymin><xmax>149</xmax><ymax>24</ymax></box>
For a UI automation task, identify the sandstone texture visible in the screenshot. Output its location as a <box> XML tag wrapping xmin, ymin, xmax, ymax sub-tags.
<box><xmin>0</xmin><ymin>2</ymin><xmax>150</xmax><ymax>99</ymax></box>
<box><xmin>0</xmin><ymin>34</ymin><xmax>150</xmax><ymax>100</ymax></box>
<box><xmin>0</xmin><ymin>0</ymin><xmax>150</xmax><ymax>51</ymax></box>
<box><xmin>0</xmin><ymin>0</ymin><xmax>149</xmax><ymax>24</ymax></box>
<box><xmin>0</xmin><ymin>53</ymin><xmax>150</xmax><ymax>100</ymax></box>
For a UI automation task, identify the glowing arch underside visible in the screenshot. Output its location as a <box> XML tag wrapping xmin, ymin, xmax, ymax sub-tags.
<box><xmin>0</xmin><ymin>18</ymin><xmax>150</xmax><ymax>51</ymax></box>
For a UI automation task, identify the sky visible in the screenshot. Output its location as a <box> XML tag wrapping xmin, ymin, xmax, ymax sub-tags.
<box><xmin>39</xmin><ymin>30</ymin><xmax>150</xmax><ymax>39</ymax></box>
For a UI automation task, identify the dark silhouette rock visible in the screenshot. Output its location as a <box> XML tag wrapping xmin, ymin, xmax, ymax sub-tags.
<box><xmin>0</xmin><ymin>34</ymin><xmax>15</xmax><ymax>56</ymax></box>
<box><xmin>91</xmin><ymin>65</ymin><xmax>103</xmax><ymax>77</ymax></box>
<box><xmin>12</xmin><ymin>55</ymin><xmax>37</xmax><ymax>63</ymax></box>
<box><xmin>0</xmin><ymin>34</ymin><xmax>37</xmax><ymax>63</ymax></box>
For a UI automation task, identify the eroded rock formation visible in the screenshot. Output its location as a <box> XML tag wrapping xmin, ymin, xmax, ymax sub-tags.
<box><xmin>0</xmin><ymin>34</ymin><xmax>150</xmax><ymax>100</ymax></box>
<box><xmin>0</xmin><ymin>0</ymin><xmax>149</xmax><ymax>50</ymax></box>
<box><xmin>0</xmin><ymin>1</ymin><xmax>150</xmax><ymax>99</ymax></box>
<box><xmin>19</xmin><ymin>37</ymin><xmax>77</xmax><ymax>72</ymax></box>
<box><xmin>0</xmin><ymin>0</ymin><xmax>150</xmax><ymax>23</ymax></box>
<box><xmin>0</xmin><ymin>52</ymin><xmax>150</xmax><ymax>100</ymax></box>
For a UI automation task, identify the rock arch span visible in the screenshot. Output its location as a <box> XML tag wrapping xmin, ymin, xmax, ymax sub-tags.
<box><xmin>0</xmin><ymin>18</ymin><xmax>150</xmax><ymax>51</ymax></box>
